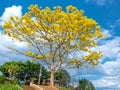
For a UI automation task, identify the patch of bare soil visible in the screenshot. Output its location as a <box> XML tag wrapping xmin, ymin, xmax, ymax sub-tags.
<box><xmin>38</xmin><ymin>85</ymin><xmax>59</xmax><ymax>90</ymax></box>
<box><xmin>20</xmin><ymin>85</ymin><xmax>38</xmax><ymax>90</ymax></box>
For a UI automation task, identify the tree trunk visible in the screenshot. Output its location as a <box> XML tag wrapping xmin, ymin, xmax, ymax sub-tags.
<box><xmin>50</xmin><ymin>62</ymin><xmax>55</xmax><ymax>87</ymax></box>
<box><xmin>49</xmin><ymin>44</ymin><xmax>55</xmax><ymax>88</ymax></box>
<box><xmin>38</xmin><ymin>65</ymin><xmax>42</xmax><ymax>85</ymax></box>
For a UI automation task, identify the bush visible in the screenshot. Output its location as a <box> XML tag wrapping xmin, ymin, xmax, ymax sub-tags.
<box><xmin>24</xmin><ymin>80</ymin><xmax>30</xmax><ymax>85</ymax></box>
<box><xmin>0</xmin><ymin>74</ymin><xmax>5</xmax><ymax>84</ymax></box>
<box><xmin>30</xmin><ymin>77</ymin><xmax>37</xmax><ymax>83</ymax></box>
<box><xmin>4</xmin><ymin>78</ymin><xmax>18</xmax><ymax>84</ymax></box>
<box><xmin>31</xmin><ymin>78</ymin><xmax>37</xmax><ymax>81</ymax></box>
<box><xmin>59</xmin><ymin>86</ymin><xmax>74</xmax><ymax>90</ymax></box>
<box><xmin>9</xmin><ymin>78</ymin><xmax>18</xmax><ymax>84</ymax></box>
<box><xmin>0</xmin><ymin>84</ymin><xmax>23</xmax><ymax>90</ymax></box>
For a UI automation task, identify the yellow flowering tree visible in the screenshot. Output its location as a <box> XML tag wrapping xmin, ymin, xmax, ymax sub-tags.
<box><xmin>3</xmin><ymin>5</ymin><xmax>104</xmax><ymax>87</ymax></box>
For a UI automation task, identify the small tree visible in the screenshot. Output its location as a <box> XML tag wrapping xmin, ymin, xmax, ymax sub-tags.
<box><xmin>0</xmin><ymin>61</ymin><xmax>48</xmax><ymax>83</ymax></box>
<box><xmin>15</xmin><ymin>61</ymin><xmax>48</xmax><ymax>82</ymax></box>
<box><xmin>0</xmin><ymin>74</ymin><xmax>5</xmax><ymax>84</ymax></box>
<box><xmin>55</xmin><ymin>70</ymin><xmax>70</xmax><ymax>87</ymax></box>
<box><xmin>77</xmin><ymin>78</ymin><xmax>95</xmax><ymax>90</ymax></box>
<box><xmin>0</xmin><ymin>61</ymin><xmax>19</xmax><ymax>78</ymax></box>
<box><xmin>3</xmin><ymin>5</ymin><xmax>104</xmax><ymax>87</ymax></box>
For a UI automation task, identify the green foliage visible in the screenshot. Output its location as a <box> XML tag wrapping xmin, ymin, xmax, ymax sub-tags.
<box><xmin>60</xmin><ymin>86</ymin><xmax>74</xmax><ymax>90</ymax></box>
<box><xmin>0</xmin><ymin>61</ymin><xmax>19</xmax><ymax>78</ymax></box>
<box><xmin>3</xmin><ymin>5</ymin><xmax>104</xmax><ymax>87</ymax></box>
<box><xmin>0</xmin><ymin>61</ymin><xmax>48</xmax><ymax>82</ymax></box>
<box><xmin>0</xmin><ymin>84</ymin><xmax>23</xmax><ymax>90</ymax></box>
<box><xmin>8</xmin><ymin>78</ymin><xmax>18</xmax><ymax>85</ymax></box>
<box><xmin>1</xmin><ymin>78</ymin><xmax>18</xmax><ymax>85</ymax></box>
<box><xmin>77</xmin><ymin>78</ymin><xmax>95</xmax><ymax>90</ymax></box>
<box><xmin>15</xmin><ymin>61</ymin><xmax>48</xmax><ymax>81</ymax></box>
<box><xmin>55</xmin><ymin>70</ymin><xmax>71</xmax><ymax>87</ymax></box>
<box><xmin>0</xmin><ymin>74</ymin><xmax>5</xmax><ymax>84</ymax></box>
<box><xmin>31</xmin><ymin>77</ymin><xmax>37</xmax><ymax>81</ymax></box>
<box><xmin>24</xmin><ymin>81</ymin><xmax>30</xmax><ymax>85</ymax></box>
<box><xmin>30</xmin><ymin>78</ymin><xmax>37</xmax><ymax>84</ymax></box>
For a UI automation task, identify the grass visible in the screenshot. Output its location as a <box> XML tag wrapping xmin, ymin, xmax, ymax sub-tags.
<box><xmin>39</xmin><ymin>85</ymin><xmax>59</xmax><ymax>90</ymax></box>
<box><xmin>58</xmin><ymin>86</ymin><xmax>74</xmax><ymax>90</ymax></box>
<box><xmin>38</xmin><ymin>85</ymin><xmax>74</xmax><ymax>90</ymax></box>
<box><xmin>0</xmin><ymin>84</ymin><xmax>23</xmax><ymax>90</ymax></box>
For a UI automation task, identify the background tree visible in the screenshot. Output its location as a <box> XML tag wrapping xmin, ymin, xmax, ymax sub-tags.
<box><xmin>76</xmin><ymin>78</ymin><xmax>95</xmax><ymax>90</ymax></box>
<box><xmin>0</xmin><ymin>61</ymin><xmax>19</xmax><ymax>78</ymax></box>
<box><xmin>55</xmin><ymin>70</ymin><xmax>70</xmax><ymax>87</ymax></box>
<box><xmin>0</xmin><ymin>74</ymin><xmax>5</xmax><ymax>84</ymax></box>
<box><xmin>0</xmin><ymin>61</ymin><xmax>48</xmax><ymax>83</ymax></box>
<box><xmin>3</xmin><ymin>5</ymin><xmax>104</xmax><ymax>87</ymax></box>
<box><xmin>15</xmin><ymin>61</ymin><xmax>48</xmax><ymax>82</ymax></box>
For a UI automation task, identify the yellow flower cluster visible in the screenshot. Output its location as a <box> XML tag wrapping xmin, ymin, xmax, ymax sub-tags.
<box><xmin>3</xmin><ymin>5</ymin><xmax>104</xmax><ymax>67</ymax></box>
<box><xmin>82</xmin><ymin>51</ymin><xmax>102</xmax><ymax>66</ymax></box>
<box><xmin>3</xmin><ymin>5</ymin><xmax>104</xmax><ymax>43</ymax></box>
<box><xmin>3</xmin><ymin>21</ymin><xmax>12</xmax><ymax>28</ymax></box>
<box><xmin>68</xmin><ymin>57</ymin><xmax>82</xmax><ymax>67</ymax></box>
<box><xmin>26</xmin><ymin>50</ymin><xmax>36</xmax><ymax>57</ymax></box>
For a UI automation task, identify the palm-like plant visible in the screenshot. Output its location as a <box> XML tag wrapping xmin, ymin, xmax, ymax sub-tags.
<box><xmin>0</xmin><ymin>62</ymin><xmax>19</xmax><ymax>78</ymax></box>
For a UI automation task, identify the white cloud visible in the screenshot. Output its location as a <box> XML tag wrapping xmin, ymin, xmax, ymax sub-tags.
<box><xmin>115</xmin><ymin>19</ymin><xmax>120</xmax><ymax>26</ymax></box>
<box><xmin>97</xmin><ymin>37</ymin><xmax>120</xmax><ymax>59</ymax></box>
<box><xmin>93</xmin><ymin>76</ymin><xmax>120</xmax><ymax>88</ymax></box>
<box><xmin>85</xmin><ymin>0</ymin><xmax>113</xmax><ymax>6</ymax></box>
<box><xmin>111</xmin><ymin>19</ymin><xmax>120</xmax><ymax>29</ymax></box>
<box><xmin>0</xmin><ymin>5</ymin><xmax>22</xmax><ymax>25</ymax></box>
<box><xmin>102</xmin><ymin>28</ymin><xmax>112</xmax><ymax>38</ymax></box>
<box><xmin>75</xmin><ymin>64</ymin><xmax>106</xmax><ymax>76</ymax></box>
<box><xmin>69</xmin><ymin>35</ymin><xmax>120</xmax><ymax>88</ymax></box>
<box><xmin>95</xmin><ymin>0</ymin><xmax>106</xmax><ymax>6</ymax></box>
<box><xmin>116</xmin><ymin>53</ymin><xmax>120</xmax><ymax>61</ymax></box>
<box><xmin>0</xmin><ymin>31</ymin><xmax>26</xmax><ymax>48</ymax></box>
<box><xmin>0</xmin><ymin>5</ymin><xmax>120</xmax><ymax>88</ymax></box>
<box><xmin>0</xmin><ymin>31</ymin><xmax>29</xmax><ymax>65</ymax></box>
<box><xmin>92</xmin><ymin>40</ymin><xmax>120</xmax><ymax>88</ymax></box>
<box><xmin>106</xmin><ymin>19</ymin><xmax>120</xmax><ymax>33</ymax></box>
<box><xmin>103</xmin><ymin>62</ymin><xmax>119</xmax><ymax>76</ymax></box>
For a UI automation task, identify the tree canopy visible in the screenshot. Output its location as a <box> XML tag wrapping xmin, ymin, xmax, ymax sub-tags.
<box><xmin>55</xmin><ymin>70</ymin><xmax>71</xmax><ymax>87</ymax></box>
<box><xmin>77</xmin><ymin>78</ymin><xmax>95</xmax><ymax>90</ymax></box>
<box><xmin>3</xmin><ymin>5</ymin><xmax>104</xmax><ymax>87</ymax></box>
<box><xmin>0</xmin><ymin>61</ymin><xmax>48</xmax><ymax>82</ymax></box>
<box><xmin>0</xmin><ymin>61</ymin><xmax>19</xmax><ymax>78</ymax></box>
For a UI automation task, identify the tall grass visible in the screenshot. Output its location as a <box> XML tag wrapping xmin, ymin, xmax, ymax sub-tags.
<box><xmin>59</xmin><ymin>86</ymin><xmax>74</xmax><ymax>90</ymax></box>
<box><xmin>0</xmin><ymin>84</ymin><xmax>23</xmax><ymax>90</ymax></box>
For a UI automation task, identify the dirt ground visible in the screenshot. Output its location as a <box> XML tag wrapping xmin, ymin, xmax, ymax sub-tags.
<box><xmin>20</xmin><ymin>85</ymin><xmax>39</xmax><ymax>90</ymax></box>
<box><xmin>38</xmin><ymin>85</ymin><xmax>59</xmax><ymax>90</ymax></box>
<box><xmin>20</xmin><ymin>85</ymin><xmax>59</xmax><ymax>90</ymax></box>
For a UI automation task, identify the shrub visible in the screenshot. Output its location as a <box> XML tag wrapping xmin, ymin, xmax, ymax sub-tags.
<box><xmin>0</xmin><ymin>84</ymin><xmax>23</xmax><ymax>90</ymax></box>
<box><xmin>9</xmin><ymin>78</ymin><xmax>18</xmax><ymax>84</ymax></box>
<box><xmin>0</xmin><ymin>74</ymin><xmax>5</xmax><ymax>84</ymax></box>
<box><xmin>59</xmin><ymin>86</ymin><xmax>74</xmax><ymax>90</ymax></box>
<box><xmin>24</xmin><ymin>80</ymin><xmax>30</xmax><ymax>85</ymax></box>
<box><xmin>4</xmin><ymin>78</ymin><xmax>18</xmax><ymax>84</ymax></box>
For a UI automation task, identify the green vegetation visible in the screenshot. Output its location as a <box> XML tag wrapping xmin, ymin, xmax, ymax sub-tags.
<box><xmin>59</xmin><ymin>86</ymin><xmax>74</xmax><ymax>90</ymax></box>
<box><xmin>3</xmin><ymin>4</ymin><xmax>104</xmax><ymax>87</ymax></box>
<box><xmin>0</xmin><ymin>61</ymin><xmax>48</xmax><ymax>82</ymax></box>
<box><xmin>75</xmin><ymin>78</ymin><xmax>95</xmax><ymax>90</ymax></box>
<box><xmin>0</xmin><ymin>61</ymin><xmax>19</xmax><ymax>78</ymax></box>
<box><xmin>0</xmin><ymin>61</ymin><xmax>96</xmax><ymax>90</ymax></box>
<box><xmin>0</xmin><ymin>61</ymin><xmax>71</xmax><ymax>87</ymax></box>
<box><xmin>0</xmin><ymin>74</ymin><xmax>5</xmax><ymax>84</ymax></box>
<box><xmin>0</xmin><ymin>84</ymin><xmax>23</xmax><ymax>90</ymax></box>
<box><xmin>15</xmin><ymin>61</ymin><xmax>48</xmax><ymax>82</ymax></box>
<box><xmin>55</xmin><ymin>70</ymin><xmax>71</xmax><ymax>87</ymax></box>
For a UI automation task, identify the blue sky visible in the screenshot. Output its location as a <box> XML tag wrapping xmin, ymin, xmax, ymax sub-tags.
<box><xmin>0</xmin><ymin>0</ymin><xmax>120</xmax><ymax>89</ymax></box>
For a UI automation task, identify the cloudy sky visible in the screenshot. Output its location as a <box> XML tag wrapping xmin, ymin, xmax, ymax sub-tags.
<box><xmin>0</xmin><ymin>0</ymin><xmax>120</xmax><ymax>89</ymax></box>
